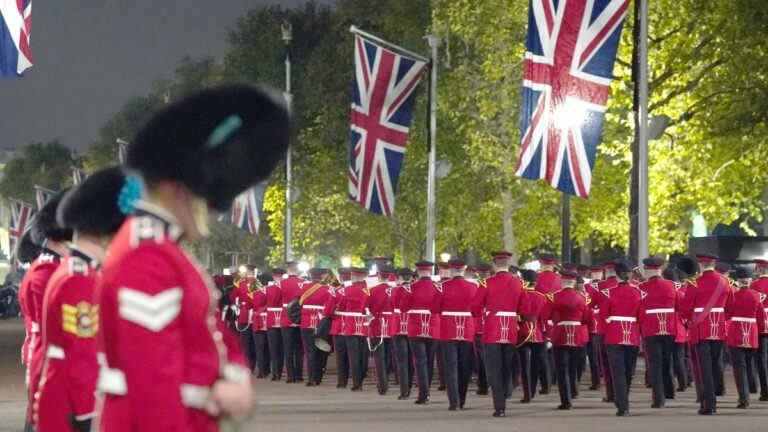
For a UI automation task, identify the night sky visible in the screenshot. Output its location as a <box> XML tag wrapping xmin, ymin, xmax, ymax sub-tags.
<box><xmin>0</xmin><ymin>0</ymin><xmax>331</xmax><ymax>152</ymax></box>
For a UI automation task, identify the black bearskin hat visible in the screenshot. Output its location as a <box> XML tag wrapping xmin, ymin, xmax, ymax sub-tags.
<box><xmin>57</xmin><ymin>167</ymin><xmax>127</xmax><ymax>236</ymax></box>
<box><xmin>31</xmin><ymin>190</ymin><xmax>73</xmax><ymax>245</ymax></box>
<box><xmin>127</xmin><ymin>84</ymin><xmax>291</xmax><ymax>211</ymax></box>
<box><xmin>15</xmin><ymin>228</ymin><xmax>41</xmax><ymax>264</ymax></box>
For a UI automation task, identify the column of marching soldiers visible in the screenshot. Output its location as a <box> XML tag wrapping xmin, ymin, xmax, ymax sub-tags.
<box><xmin>225</xmin><ymin>252</ymin><xmax>768</xmax><ymax>418</ymax></box>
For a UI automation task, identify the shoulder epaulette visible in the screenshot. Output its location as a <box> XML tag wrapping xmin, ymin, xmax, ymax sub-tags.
<box><xmin>545</xmin><ymin>292</ymin><xmax>555</xmax><ymax>303</ymax></box>
<box><xmin>68</xmin><ymin>256</ymin><xmax>90</xmax><ymax>276</ymax></box>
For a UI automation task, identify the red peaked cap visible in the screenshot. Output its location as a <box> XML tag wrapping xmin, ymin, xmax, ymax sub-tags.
<box><xmin>696</xmin><ymin>253</ymin><xmax>718</xmax><ymax>264</ymax></box>
<box><xmin>642</xmin><ymin>257</ymin><xmax>665</xmax><ymax>270</ymax></box>
<box><xmin>415</xmin><ymin>261</ymin><xmax>434</xmax><ymax>271</ymax></box>
<box><xmin>448</xmin><ymin>259</ymin><xmax>466</xmax><ymax>269</ymax></box>
<box><xmin>538</xmin><ymin>253</ymin><xmax>558</xmax><ymax>265</ymax></box>
<box><xmin>560</xmin><ymin>270</ymin><xmax>578</xmax><ymax>280</ymax></box>
<box><xmin>754</xmin><ymin>259</ymin><xmax>768</xmax><ymax>270</ymax></box>
<box><xmin>350</xmin><ymin>267</ymin><xmax>368</xmax><ymax>276</ymax></box>
<box><xmin>437</xmin><ymin>262</ymin><xmax>450</xmax><ymax>269</ymax></box>
<box><xmin>492</xmin><ymin>250</ymin><xmax>513</xmax><ymax>261</ymax></box>
<box><xmin>590</xmin><ymin>265</ymin><xmax>604</xmax><ymax>272</ymax></box>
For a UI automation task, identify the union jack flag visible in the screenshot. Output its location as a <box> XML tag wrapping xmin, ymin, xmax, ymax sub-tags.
<box><xmin>34</xmin><ymin>184</ymin><xmax>54</xmax><ymax>210</ymax></box>
<box><xmin>230</xmin><ymin>181</ymin><xmax>267</xmax><ymax>235</ymax></box>
<box><xmin>0</xmin><ymin>0</ymin><xmax>32</xmax><ymax>76</ymax></box>
<box><xmin>515</xmin><ymin>0</ymin><xmax>629</xmax><ymax>198</ymax></box>
<box><xmin>349</xmin><ymin>34</ymin><xmax>427</xmax><ymax>216</ymax></box>
<box><xmin>9</xmin><ymin>200</ymin><xmax>33</xmax><ymax>260</ymax></box>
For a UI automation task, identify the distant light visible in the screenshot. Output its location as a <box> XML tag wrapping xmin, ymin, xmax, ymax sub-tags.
<box><xmin>223</xmin><ymin>268</ymin><xmax>231</xmax><ymax>276</ymax></box>
<box><xmin>298</xmin><ymin>261</ymin><xmax>310</xmax><ymax>273</ymax></box>
<box><xmin>524</xmin><ymin>260</ymin><xmax>541</xmax><ymax>271</ymax></box>
<box><xmin>238</xmin><ymin>265</ymin><xmax>247</xmax><ymax>275</ymax></box>
<box><xmin>369</xmin><ymin>264</ymin><xmax>378</xmax><ymax>276</ymax></box>
<box><xmin>341</xmin><ymin>256</ymin><xmax>352</xmax><ymax>268</ymax></box>
<box><xmin>440</xmin><ymin>252</ymin><xmax>451</xmax><ymax>263</ymax></box>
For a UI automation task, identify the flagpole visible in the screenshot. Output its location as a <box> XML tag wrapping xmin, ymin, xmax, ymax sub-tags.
<box><xmin>424</xmin><ymin>35</ymin><xmax>439</xmax><ymax>263</ymax></box>
<box><xmin>350</xmin><ymin>26</ymin><xmax>429</xmax><ymax>63</ymax></box>
<box><xmin>561</xmin><ymin>193</ymin><xmax>571</xmax><ymax>263</ymax></box>
<box><xmin>637</xmin><ymin>0</ymin><xmax>650</xmax><ymax>263</ymax></box>
<box><xmin>282</xmin><ymin>21</ymin><xmax>294</xmax><ymax>263</ymax></box>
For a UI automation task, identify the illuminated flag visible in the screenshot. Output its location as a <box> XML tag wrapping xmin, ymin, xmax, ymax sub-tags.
<box><xmin>8</xmin><ymin>200</ymin><xmax>33</xmax><ymax>260</ymax></box>
<box><xmin>0</xmin><ymin>0</ymin><xmax>33</xmax><ymax>76</ymax></box>
<box><xmin>34</xmin><ymin>184</ymin><xmax>54</xmax><ymax>210</ymax></box>
<box><xmin>230</xmin><ymin>181</ymin><xmax>267</xmax><ymax>235</ymax></box>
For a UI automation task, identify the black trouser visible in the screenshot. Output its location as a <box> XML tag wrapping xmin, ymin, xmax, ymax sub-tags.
<box><xmin>346</xmin><ymin>335</ymin><xmax>366</xmax><ymax>389</ymax></box>
<box><xmin>239</xmin><ymin>330</ymin><xmax>256</xmax><ymax>372</ymax></box>
<box><xmin>267</xmin><ymin>327</ymin><xmax>284</xmax><ymax>379</ymax></box>
<box><xmin>606</xmin><ymin>345</ymin><xmax>638</xmax><ymax>413</ymax></box>
<box><xmin>373</xmin><ymin>339</ymin><xmax>392</xmax><ymax>393</ymax></box>
<box><xmin>334</xmin><ymin>335</ymin><xmax>349</xmax><ymax>387</ymax></box>
<box><xmin>253</xmin><ymin>331</ymin><xmax>271</xmax><ymax>376</ymax></box>
<box><xmin>598</xmin><ymin>335</ymin><xmax>614</xmax><ymax>401</ymax></box>
<box><xmin>645</xmin><ymin>335</ymin><xmax>676</xmax><ymax>406</ymax></box>
<box><xmin>575</xmin><ymin>346</ymin><xmax>586</xmax><ymax>384</ymax></box>
<box><xmin>393</xmin><ymin>335</ymin><xmax>413</xmax><ymax>397</ymax></box>
<box><xmin>554</xmin><ymin>346</ymin><xmax>583</xmax><ymax>406</ymax></box>
<box><xmin>695</xmin><ymin>340</ymin><xmax>724</xmax><ymax>412</ymax></box>
<box><xmin>757</xmin><ymin>335</ymin><xmax>768</xmax><ymax>398</ymax></box>
<box><xmin>474</xmin><ymin>335</ymin><xmax>488</xmax><ymax>393</ymax></box>
<box><xmin>301</xmin><ymin>328</ymin><xmax>326</xmax><ymax>384</ymax></box>
<box><xmin>672</xmin><ymin>342</ymin><xmax>688</xmax><ymax>390</ymax></box>
<box><xmin>282</xmin><ymin>326</ymin><xmax>303</xmax><ymax>381</ymax></box>
<box><xmin>731</xmin><ymin>347</ymin><xmax>752</xmax><ymax>404</ymax></box>
<box><xmin>434</xmin><ymin>341</ymin><xmax>445</xmax><ymax>388</ymax></box>
<box><xmin>410</xmin><ymin>337</ymin><xmax>436</xmax><ymax>400</ymax></box>
<box><xmin>716</xmin><ymin>346</ymin><xmax>726</xmax><ymax>396</ymax></box>
<box><xmin>519</xmin><ymin>342</ymin><xmax>548</xmax><ymax>400</ymax></box>
<box><xmin>485</xmin><ymin>343</ymin><xmax>516</xmax><ymax>412</ymax></box>
<box><xmin>442</xmin><ymin>340</ymin><xmax>474</xmax><ymax>408</ymax></box>
<box><xmin>746</xmin><ymin>349</ymin><xmax>757</xmax><ymax>394</ymax></box>
<box><xmin>587</xmin><ymin>334</ymin><xmax>601</xmax><ymax>388</ymax></box>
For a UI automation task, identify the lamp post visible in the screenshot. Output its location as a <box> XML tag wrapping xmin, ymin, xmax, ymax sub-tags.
<box><xmin>281</xmin><ymin>20</ymin><xmax>294</xmax><ymax>263</ymax></box>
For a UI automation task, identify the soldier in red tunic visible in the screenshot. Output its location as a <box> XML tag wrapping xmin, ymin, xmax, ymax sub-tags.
<box><xmin>266</xmin><ymin>268</ymin><xmax>285</xmax><ymax>381</ymax></box>
<box><xmin>473</xmin><ymin>251</ymin><xmax>525</xmax><ymax>417</ymax></box>
<box><xmin>367</xmin><ymin>267</ymin><xmax>395</xmax><ymax>394</ymax></box>
<box><xmin>639</xmin><ymin>257</ymin><xmax>681</xmax><ymax>408</ymax></box>
<box><xmin>750</xmin><ymin>259</ymin><xmax>768</xmax><ymax>401</ymax></box>
<box><xmin>95</xmin><ymin>85</ymin><xmax>290</xmax><ymax>431</ymax></box>
<box><xmin>472</xmin><ymin>263</ymin><xmax>492</xmax><ymax>396</ymax></box>
<box><xmin>680</xmin><ymin>253</ymin><xmax>732</xmax><ymax>415</ymax></box>
<box><xmin>518</xmin><ymin>269</ymin><xmax>549</xmax><ymax>402</ymax></box>
<box><xmin>280</xmin><ymin>261</ymin><xmax>305</xmax><ymax>383</ymax></box>
<box><xmin>402</xmin><ymin>261</ymin><xmax>441</xmax><ymax>404</ymax></box>
<box><xmin>594</xmin><ymin>261</ymin><xmax>620</xmax><ymax>403</ymax></box>
<box><xmin>21</xmin><ymin>192</ymin><xmax>72</xmax><ymax>431</ymax></box>
<box><xmin>549</xmin><ymin>270</ymin><xmax>591</xmax><ymax>410</ymax></box>
<box><xmin>603</xmin><ymin>259</ymin><xmax>642</xmax><ymax>416</ymax></box>
<box><xmin>251</xmin><ymin>272</ymin><xmax>270</xmax><ymax>378</ymax></box>
<box><xmin>585</xmin><ymin>265</ymin><xmax>604</xmax><ymax>390</ymax></box>
<box><xmin>231</xmin><ymin>267</ymin><xmax>256</xmax><ymax>372</ymax></box>
<box><xmin>335</xmin><ymin>267</ymin><xmax>370</xmax><ymax>391</ymax></box>
<box><xmin>299</xmin><ymin>268</ymin><xmax>331</xmax><ymax>386</ymax></box>
<box><xmin>324</xmin><ymin>267</ymin><xmax>352</xmax><ymax>388</ymax></box>
<box><xmin>391</xmin><ymin>268</ymin><xmax>414</xmax><ymax>399</ymax></box>
<box><xmin>726</xmin><ymin>267</ymin><xmax>761</xmax><ymax>408</ymax></box>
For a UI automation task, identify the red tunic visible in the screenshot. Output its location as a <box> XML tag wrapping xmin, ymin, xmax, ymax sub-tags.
<box><xmin>549</xmin><ymin>288</ymin><xmax>590</xmax><ymax>347</ymax></box>
<box><xmin>680</xmin><ymin>270</ymin><xmax>732</xmax><ymax>343</ymax></box>
<box><xmin>299</xmin><ymin>281</ymin><xmax>330</xmax><ymax>330</ymax></box>
<box><xmin>95</xmin><ymin>207</ymin><xmax>246</xmax><ymax>432</ymax></box>
<box><xmin>232</xmin><ymin>279</ymin><xmax>254</xmax><ymax>330</ymax></box>
<box><xmin>750</xmin><ymin>277</ymin><xmax>768</xmax><ymax>334</ymax></box>
<box><xmin>473</xmin><ymin>271</ymin><xmax>525</xmax><ymax>344</ymax></box>
<box><xmin>251</xmin><ymin>289</ymin><xmax>268</xmax><ymax>333</ymax></box>
<box><xmin>518</xmin><ymin>289</ymin><xmax>548</xmax><ymax>344</ymax></box>
<box><xmin>389</xmin><ymin>285</ymin><xmax>409</xmax><ymax>336</ymax></box>
<box><xmin>725</xmin><ymin>288</ymin><xmax>761</xmax><ymax>348</ymax></box>
<box><xmin>639</xmin><ymin>276</ymin><xmax>680</xmax><ymax>338</ymax></box>
<box><xmin>337</xmin><ymin>281</ymin><xmax>369</xmax><ymax>336</ymax></box>
<box><xmin>585</xmin><ymin>282</ymin><xmax>601</xmax><ymax>334</ymax></box>
<box><xmin>471</xmin><ymin>279</ymin><xmax>486</xmax><ymax>336</ymax></box>
<box><xmin>535</xmin><ymin>270</ymin><xmax>561</xmax><ymax>295</ymax></box>
<box><xmin>402</xmin><ymin>277</ymin><xmax>441</xmax><ymax>339</ymax></box>
<box><xmin>21</xmin><ymin>252</ymin><xmax>61</xmax><ymax>425</ymax></box>
<box><xmin>265</xmin><ymin>281</ymin><xmax>283</xmax><ymax>329</ymax></box>
<box><xmin>438</xmin><ymin>277</ymin><xmax>476</xmax><ymax>341</ymax></box>
<box><xmin>367</xmin><ymin>283</ymin><xmax>393</xmax><ymax>338</ymax></box>
<box><xmin>602</xmin><ymin>282</ymin><xmax>642</xmax><ymax>346</ymax></box>
<box><xmin>279</xmin><ymin>275</ymin><xmax>303</xmax><ymax>327</ymax></box>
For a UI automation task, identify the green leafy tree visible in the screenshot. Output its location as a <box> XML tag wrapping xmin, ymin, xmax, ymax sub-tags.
<box><xmin>0</xmin><ymin>141</ymin><xmax>74</xmax><ymax>202</ymax></box>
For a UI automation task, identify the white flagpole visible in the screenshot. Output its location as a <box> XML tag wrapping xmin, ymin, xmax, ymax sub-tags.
<box><xmin>638</xmin><ymin>0</ymin><xmax>649</xmax><ymax>262</ymax></box>
<box><xmin>424</xmin><ymin>35</ymin><xmax>439</xmax><ymax>263</ymax></box>
<box><xmin>350</xmin><ymin>26</ymin><xmax>429</xmax><ymax>63</ymax></box>
<box><xmin>282</xmin><ymin>21</ymin><xmax>294</xmax><ymax>262</ymax></box>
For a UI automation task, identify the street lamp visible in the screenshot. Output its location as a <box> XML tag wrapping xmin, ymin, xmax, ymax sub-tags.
<box><xmin>341</xmin><ymin>256</ymin><xmax>352</xmax><ymax>268</ymax></box>
<box><xmin>281</xmin><ymin>20</ymin><xmax>294</xmax><ymax>263</ymax></box>
<box><xmin>440</xmin><ymin>252</ymin><xmax>451</xmax><ymax>263</ymax></box>
<box><xmin>297</xmin><ymin>261</ymin><xmax>310</xmax><ymax>274</ymax></box>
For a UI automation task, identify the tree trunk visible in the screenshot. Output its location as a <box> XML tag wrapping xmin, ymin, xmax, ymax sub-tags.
<box><xmin>501</xmin><ymin>190</ymin><xmax>519</xmax><ymax>265</ymax></box>
<box><xmin>629</xmin><ymin>0</ymin><xmax>641</xmax><ymax>260</ymax></box>
<box><xmin>580</xmin><ymin>236</ymin><xmax>593</xmax><ymax>265</ymax></box>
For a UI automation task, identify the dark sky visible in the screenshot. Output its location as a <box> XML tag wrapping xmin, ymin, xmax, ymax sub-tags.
<box><xmin>0</xmin><ymin>0</ymin><xmax>331</xmax><ymax>152</ymax></box>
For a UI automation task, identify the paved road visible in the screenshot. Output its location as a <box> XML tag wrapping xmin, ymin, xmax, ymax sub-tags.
<box><xmin>1</xmin><ymin>319</ymin><xmax>766</xmax><ymax>431</ymax></box>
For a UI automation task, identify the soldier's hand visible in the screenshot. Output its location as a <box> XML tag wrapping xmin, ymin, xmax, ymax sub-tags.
<box><xmin>212</xmin><ymin>379</ymin><xmax>253</xmax><ymax>420</ymax></box>
<box><xmin>69</xmin><ymin>415</ymin><xmax>92</xmax><ymax>432</ymax></box>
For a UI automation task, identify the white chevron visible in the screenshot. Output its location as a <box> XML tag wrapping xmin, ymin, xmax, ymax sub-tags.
<box><xmin>118</xmin><ymin>287</ymin><xmax>183</xmax><ymax>332</ymax></box>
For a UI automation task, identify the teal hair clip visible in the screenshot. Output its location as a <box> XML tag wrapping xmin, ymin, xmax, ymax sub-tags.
<box><xmin>117</xmin><ymin>174</ymin><xmax>144</xmax><ymax>215</ymax></box>
<box><xmin>206</xmin><ymin>114</ymin><xmax>243</xmax><ymax>149</ymax></box>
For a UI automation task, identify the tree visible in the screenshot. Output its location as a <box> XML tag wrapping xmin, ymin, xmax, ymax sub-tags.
<box><xmin>0</xmin><ymin>141</ymin><xmax>74</xmax><ymax>202</ymax></box>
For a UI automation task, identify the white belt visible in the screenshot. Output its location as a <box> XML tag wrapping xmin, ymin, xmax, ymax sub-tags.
<box><xmin>557</xmin><ymin>321</ymin><xmax>582</xmax><ymax>326</ymax></box>
<box><xmin>646</xmin><ymin>308</ymin><xmax>675</xmax><ymax>314</ymax></box>
<box><xmin>694</xmin><ymin>307</ymin><xmax>724</xmax><ymax>313</ymax></box>
<box><xmin>394</xmin><ymin>308</ymin><xmax>402</xmax><ymax>313</ymax></box>
<box><xmin>488</xmin><ymin>311</ymin><xmax>518</xmax><ymax>317</ymax></box>
<box><xmin>407</xmin><ymin>309</ymin><xmax>431</xmax><ymax>314</ymax></box>
<box><xmin>180</xmin><ymin>383</ymin><xmax>211</xmax><ymax>410</ymax></box>
<box><xmin>607</xmin><ymin>316</ymin><xmax>636</xmax><ymax>323</ymax></box>
<box><xmin>31</xmin><ymin>321</ymin><xmax>40</xmax><ymax>333</ymax></box>
<box><xmin>302</xmin><ymin>305</ymin><xmax>324</xmax><ymax>310</ymax></box>
<box><xmin>97</xmin><ymin>366</ymin><xmax>127</xmax><ymax>396</ymax></box>
<box><xmin>382</xmin><ymin>311</ymin><xmax>393</xmax><ymax>315</ymax></box>
<box><xmin>547</xmin><ymin>320</ymin><xmax>554</xmax><ymax>326</ymax></box>
<box><xmin>46</xmin><ymin>344</ymin><xmax>65</xmax><ymax>359</ymax></box>
<box><xmin>731</xmin><ymin>317</ymin><xmax>757</xmax><ymax>323</ymax></box>
<box><xmin>763</xmin><ymin>308</ymin><xmax>768</xmax><ymax>313</ymax></box>
<box><xmin>442</xmin><ymin>311</ymin><xmax>471</xmax><ymax>317</ymax></box>
<box><xmin>336</xmin><ymin>311</ymin><xmax>365</xmax><ymax>317</ymax></box>
<box><xmin>266</xmin><ymin>307</ymin><xmax>283</xmax><ymax>312</ymax></box>
<box><xmin>282</xmin><ymin>303</ymin><xmax>289</xmax><ymax>307</ymax></box>
<box><xmin>259</xmin><ymin>312</ymin><xmax>267</xmax><ymax>317</ymax></box>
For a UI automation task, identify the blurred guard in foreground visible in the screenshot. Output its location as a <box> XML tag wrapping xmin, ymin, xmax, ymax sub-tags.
<box><xmin>34</xmin><ymin>168</ymin><xmax>127</xmax><ymax>431</ymax></box>
<box><xmin>94</xmin><ymin>85</ymin><xmax>290</xmax><ymax>431</ymax></box>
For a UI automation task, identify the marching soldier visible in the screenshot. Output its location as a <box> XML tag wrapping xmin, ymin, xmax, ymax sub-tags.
<box><xmin>232</xmin><ymin>267</ymin><xmax>256</xmax><ymax>372</ymax></box>
<box><xmin>299</xmin><ymin>268</ymin><xmax>331</xmax><ymax>386</ymax></box>
<box><xmin>473</xmin><ymin>263</ymin><xmax>492</xmax><ymax>396</ymax></box>
<box><xmin>435</xmin><ymin>261</ymin><xmax>450</xmax><ymax>391</ymax></box>
<box><xmin>402</xmin><ymin>261</ymin><xmax>441</xmax><ymax>404</ymax></box>
<box><xmin>473</xmin><ymin>251</ymin><xmax>525</xmax><ymax>417</ymax></box>
<box><xmin>251</xmin><ymin>272</ymin><xmax>271</xmax><ymax>378</ymax></box>
<box><xmin>675</xmin><ymin>257</ymin><xmax>699</xmax><ymax>394</ymax></box>
<box><xmin>680</xmin><ymin>254</ymin><xmax>731</xmax><ymax>415</ymax></box>
<box><xmin>338</xmin><ymin>267</ymin><xmax>370</xmax><ymax>391</ymax></box>
<box><xmin>367</xmin><ymin>267</ymin><xmax>396</xmax><ymax>395</ymax></box>
<box><xmin>438</xmin><ymin>259</ymin><xmax>477</xmax><ymax>411</ymax></box>
<box><xmin>639</xmin><ymin>257</ymin><xmax>680</xmax><ymax>408</ymax></box>
<box><xmin>20</xmin><ymin>192</ymin><xmax>72</xmax><ymax>431</ymax></box>
<box><xmin>518</xmin><ymin>269</ymin><xmax>549</xmax><ymax>402</ymax></box>
<box><xmin>750</xmin><ymin>259</ymin><xmax>768</xmax><ymax>401</ymax></box>
<box><xmin>533</xmin><ymin>253</ymin><xmax>560</xmax><ymax>395</ymax></box>
<box><xmin>34</xmin><ymin>168</ymin><xmax>126</xmax><ymax>432</ymax></box>
<box><xmin>726</xmin><ymin>267</ymin><xmax>761</xmax><ymax>409</ymax></box>
<box><xmin>324</xmin><ymin>268</ymin><xmax>352</xmax><ymax>388</ymax></box>
<box><xmin>549</xmin><ymin>271</ymin><xmax>591</xmax><ymax>410</ymax></box>
<box><xmin>391</xmin><ymin>268</ymin><xmax>414</xmax><ymax>399</ymax></box>
<box><xmin>266</xmin><ymin>268</ymin><xmax>285</xmax><ymax>381</ymax></box>
<box><xmin>280</xmin><ymin>261</ymin><xmax>305</xmax><ymax>383</ymax></box>
<box><xmin>603</xmin><ymin>259</ymin><xmax>642</xmax><ymax>417</ymax></box>
<box><xmin>585</xmin><ymin>265</ymin><xmax>604</xmax><ymax>390</ymax></box>
<box><xmin>595</xmin><ymin>261</ymin><xmax>620</xmax><ymax>403</ymax></box>
<box><xmin>535</xmin><ymin>253</ymin><xmax>561</xmax><ymax>295</ymax></box>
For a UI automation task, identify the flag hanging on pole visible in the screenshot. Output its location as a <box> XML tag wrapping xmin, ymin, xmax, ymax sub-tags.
<box><xmin>348</xmin><ymin>31</ymin><xmax>427</xmax><ymax>216</ymax></box>
<box><xmin>72</xmin><ymin>167</ymin><xmax>86</xmax><ymax>185</ymax></box>
<box><xmin>230</xmin><ymin>181</ymin><xmax>267</xmax><ymax>235</ymax></box>
<box><xmin>9</xmin><ymin>200</ymin><xmax>34</xmax><ymax>260</ymax></box>
<box><xmin>514</xmin><ymin>0</ymin><xmax>629</xmax><ymax>198</ymax></box>
<box><xmin>34</xmin><ymin>185</ymin><xmax>54</xmax><ymax>210</ymax></box>
<box><xmin>0</xmin><ymin>0</ymin><xmax>33</xmax><ymax>77</ymax></box>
